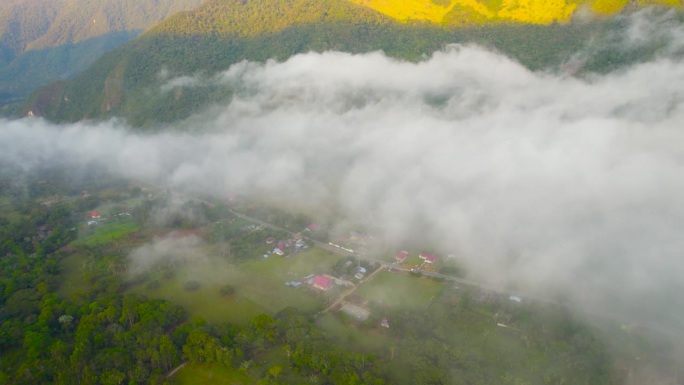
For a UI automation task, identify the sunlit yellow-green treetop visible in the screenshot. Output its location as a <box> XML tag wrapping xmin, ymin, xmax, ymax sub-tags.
<box><xmin>348</xmin><ymin>0</ymin><xmax>682</xmax><ymax>25</ymax></box>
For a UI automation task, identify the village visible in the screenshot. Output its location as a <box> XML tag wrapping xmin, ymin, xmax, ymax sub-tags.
<box><xmin>71</xmin><ymin>184</ymin><xmax>533</xmax><ymax>333</ymax></box>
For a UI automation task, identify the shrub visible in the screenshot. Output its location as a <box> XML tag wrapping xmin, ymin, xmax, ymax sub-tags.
<box><xmin>184</xmin><ymin>281</ymin><xmax>201</xmax><ymax>291</ymax></box>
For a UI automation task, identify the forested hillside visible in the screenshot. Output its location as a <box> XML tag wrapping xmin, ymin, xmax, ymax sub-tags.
<box><xmin>0</xmin><ymin>0</ymin><xmax>203</xmax><ymax>108</ymax></box>
<box><xmin>21</xmin><ymin>0</ymin><xmax>624</xmax><ymax>126</ymax></box>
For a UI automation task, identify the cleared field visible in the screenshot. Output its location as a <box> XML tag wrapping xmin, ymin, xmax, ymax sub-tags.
<box><xmin>72</xmin><ymin>219</ymin><xmax>139</xmax><ymax>248</ymax></box>
<box><xmin>356</xmin><ymin>270</ymin><xmax>444</xmax><ymax>310</ymax></box>
<box><xmin>135</xmin><ymin>247</ymin><xmax>344</xmax><ymax>324</ymax></box>
<box><xmin>57</xmin><ymin>252</ymin><xmax>91</xmax><ymax>299</ymax></box>
<box><xmin>138</xmin><ymin>277</ymin><xmax>266</xmax><ymax>324</ymax></box>
<box><xmin>173</xmin><ymin>363</ymin><xmax>253</xmax><ymax>385</ymax></box>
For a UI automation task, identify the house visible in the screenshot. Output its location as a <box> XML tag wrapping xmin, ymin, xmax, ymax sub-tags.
<box><xmin>307</xmin><ymin>223</ymin><xmax>319</xmax><ymax>231</ymax></box>
<box><xmin>266</xmin><ymin>237</ymin><xmax>275</xmax><ymax>244</ymax></box>
<box><xmin>395</xmin><ymin>251</ymin><xmax>409</xmax><ymax>263</ymax></box>
<box><xmin>380</xmin><ymin>317</ymin><xmax>390</xmax><ymax>328</ymax></box>
<box><xmin>419</xmin><ymin>253</ymin><xmax>438</xmax><ymax>264</ymax></box>
<box><xmin>354</xmin><ymin>273</ymin><xmax>364</xmax><ymax>280</ymax></box>
<box><xmin>509</xmin><ymin>295</ymin><xmax>522</xmax><ymax>303</ymax></box>
<box><xmin>91</xmin><ymin>211</ymin><xmax>101</xmax><ymax>219</ymax></box>
<box><xmin>312</xmin><ymin>275</ymin><xmax>332</xmax><ymax>290</ymax></box>
<box><xmin>356</xmin><ymin>267</ymin><xmax>367</xmax><ymax>274</ymax></box>
<box><xmin>273</xmin><ymin>248</ymin><xmax>284</xmax><ymax>256</ymax></box>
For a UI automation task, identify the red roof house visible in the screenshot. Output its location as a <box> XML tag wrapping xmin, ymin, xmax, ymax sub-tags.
<box><xmin>395</xmin><ymin>250</ymin><xmax>409</xmax><ymax>263</ymax></box>
<box><xmin>312</xmin><ymin>275</ymin><xmax>332</xmax><ymax>291</ymax></box>
<box><xmin>419</xmin><ymin>253</ymin><xmax>438</xmax><ymax>264</ymax></box>
<box><xmin>91</xmin><ymin>211</ymin><xmax>101</xmax><ymax>219</ymax></box>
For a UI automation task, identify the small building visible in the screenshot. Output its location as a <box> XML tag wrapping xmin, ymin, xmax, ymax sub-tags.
<box><xmin>91</xmin><ymin>211</ymin><xmax>101</xmax><ymax>219</ymax></box>
<box><xmin>395</xmin><ymin>250</ymin><xmax>409</xmax><ymax>263</ymax></box>
<box><xmin>308</xmin><ymin>223</ymin><xmax>319</xmax><ymax>231</ymax></box>
<box><xmin>266</xmin><ymin>237</ymin><xmax>275</xmax><ymax>244</ymax></box>
<box><xmin>419</xmin><ymin>253</ymin><xmax>438</xmax><ymax>264</ymax></box>
<box><xmin>509</xmin><ymin>295</ymin><xmax>522</xmax><ymax>303</ymax></box>
<box><xmin>354</xmin><ymin>272</ymin><xmax>364</xmax><ymax>280</ymax></box>
<box><xmin>273</xmin><ymin>248</ymin><xmax>284</xmax><ymax>256</ymax></box>
<box><xmin>380</xmin><ymin>317</ymin><xmax>390</xmax><ymax>328</ymax></box>
<box><xmin>312</xmin><ymin>275</ymin><xmax>332</xmax><ymax>291</ymax></box>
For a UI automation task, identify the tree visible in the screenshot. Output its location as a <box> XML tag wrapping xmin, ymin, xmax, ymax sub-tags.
<box><xmin>220</xmin><ymin>284</ymin><xmax>236</xmax><ymax>297</ymax></box>
<box><xmin>100</xmin><ymin>369</ymin><xmax>125</xmax><ymax>385</ymax></box>
<box><xmin>158</xmin><ymin>335</ymin><xmax>179</xmax><ymax>371</ymax></box>
<box><xmin>184</xmin><ymin>281</ymin><xmax>201</xmax><ymax>291</ymax></box>
<box><xmin>58</xmin><ymin>314</ymin><xmax>74</xmax><ymax>332</ymax></box>
<box><xmin>183</xmin><ymin>329</ymin><xmax>223</xmax><ymax>364</ymax></box>
<box><xmin>268</xmin><ymin>365</ymin><xmax>282</xmax><ymax>379</ymax></box>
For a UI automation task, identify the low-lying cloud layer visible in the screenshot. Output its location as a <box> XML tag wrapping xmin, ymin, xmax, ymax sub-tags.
<box><xmin>2</xmin><ymin>12</ymin><xmax>684</xmax><ymax>333</ymax></box>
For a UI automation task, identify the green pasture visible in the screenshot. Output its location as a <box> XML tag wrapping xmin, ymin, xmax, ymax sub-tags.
<box><xmin>57</xmin><ymin>252</ymin><xmax>92</xmax><ymax>299</ymax></box>
<box><xmin>357</xmin><ymin>271</ymin><xmax>444</xmax><ymax>310</ymax></box>
<box><xmin>173</xmin><ymin>363</ymin><xmax>253</xmax><ymax>385</ymax></box>
<box><xmin>72</xmin><ymin>219</ymin><xmax>139</xmax><ymax>248</ymax></box>
<box><xmin>135</xmin><ymin>247</ymin><xmax>344</xmax><ymax>324</ymax></box>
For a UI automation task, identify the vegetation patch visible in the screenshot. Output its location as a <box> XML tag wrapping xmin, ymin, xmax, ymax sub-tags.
<box><xmin>317</xmin><ymin>313</ymin><xmax>397</xmax><ymax>353</ymax></box>
<box><xmin>135</xmin><ymin>275</ymin><xmax>265</xmax><ymax>324</ymax></box>
<box><xmin>357</xmin><ymin>270</ymin><xmax>444</xmax><ymax>310</ymax></box>
<box><xmin>184</xmin><ymin>280</ymin><xmax>201</xmax><ymax>291</ymax></box>
<box><xmin>173</xmin><ymin>363</ymin><xmax>254</xmax><ymax>385</ymax></box>
<box><xmin>72</xmin><ymin>220</ymin><xmax>140</xmax><ymax>248</ymax></box>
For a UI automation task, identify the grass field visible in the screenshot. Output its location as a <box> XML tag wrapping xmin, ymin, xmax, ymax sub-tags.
<box><xmin>135</xmin><ymin>247</ymin><xmax>344</xmax><ymax>324</ymax></box>
<box><xmin>72</xmin><ymin>218</ymin><xmax>139</xmax><ymax>248</ymax></box>
<box><xmin>57</xmin><ymin>252</ymin><xmax>92</xmax><ymax>299</ymax></box>
<box><xmin>357</xmin><ymin>270</ymin><xmax>444</xmax><ymax>310</ymax></box>
<box><xmin>137</xmin><ymin>276</ymin><xmax>266</xmax><ymax>324</ymax></box>
<box><xmin>173</xmin><ymin>363</ymin><xmax>253</xmax><ymax>385</ymax></box>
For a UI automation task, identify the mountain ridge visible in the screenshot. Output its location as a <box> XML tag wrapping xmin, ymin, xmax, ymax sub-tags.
<box><xmin>0</xmin><ymin>0</ymin><xmax>204</xmax><ymax>107</ymax></box>
<box><xmin>21</xmin><ymin>0</ymin><xmax>684</xmax><ymax>125</ymax></box>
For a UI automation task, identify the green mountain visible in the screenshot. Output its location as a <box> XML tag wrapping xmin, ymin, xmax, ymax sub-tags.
<box><xmin>0</xmin><ymin>0</ymin><xmax>204</xmax><ymax>107</ymax></box>
<box><xmin>21</xmin><ymin>0</ymin><xmax>682</xmax><ymax>126</ymax></box>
